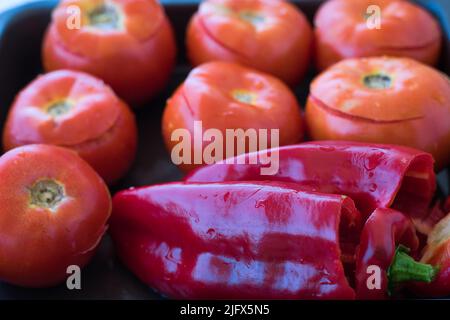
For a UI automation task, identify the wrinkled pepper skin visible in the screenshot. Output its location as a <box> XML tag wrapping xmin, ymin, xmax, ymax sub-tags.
<box><xmin>110</xmin><ymin>182</ymin><xmax>361</xmax><ymax>299</ymax></box>
<box><xmin>186</xmin><ymin>141</ymin><xmax>435</xmax><ymax>227</ymax></box>
<box><xmin>355</xmin><ymin>208</ymin><xmax>419</xmax><ymax>300</ymax></box>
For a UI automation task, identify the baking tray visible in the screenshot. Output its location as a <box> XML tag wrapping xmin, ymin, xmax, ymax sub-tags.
<box><xmin>0</xmin><ymin>0</ymin><xmax>448</xmax><ymax>299</ymax></box>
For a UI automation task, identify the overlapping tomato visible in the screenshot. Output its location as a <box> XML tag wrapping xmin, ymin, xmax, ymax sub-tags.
<box><xmin>314</xmin><ymin>0</ymin><xmax>442</xmax><ymax>71</ymax></box>
<box><xmin>305</xmin><ymin>56</ymin><xmax>450</xmax><ymax>170</ymax></box>
<box><xmin>186</xmin><ymin>0</ymin><xmax>313</xmax><ymax>85</ymax></box>
<box><xmin>2</xmin><ymin>70</ymin><xmax>137</xmax><ymax>185</ymax></box>
<box><xmin>162</xmin><ymin>61</ymin><xmax>304</xmax><ymax>171</ymax></box>
<box><xmin>0</xmin><ymin>145</ymin><xmax>111</xmax><ymax>287</ymax></box>
<box><xmin>43</xmin><ymin>0</ymin><xmax>177</xmax><ymax>105</ymax></box>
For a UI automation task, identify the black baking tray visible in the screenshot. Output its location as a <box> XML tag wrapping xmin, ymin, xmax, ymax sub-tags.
<box><xmin>0</xmin><ymin>0</ymin><xmax>448</xmax><ymax>299</ymax></box>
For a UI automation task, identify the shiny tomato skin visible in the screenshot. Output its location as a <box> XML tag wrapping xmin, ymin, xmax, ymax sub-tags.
<box><xmin>2</xmin><ymin>70</ymin><xmax>137</xmax><ymax>185</ymax></box>
<box><xmin>162</xmin><ymin>61</ymin><xmax>304</xmax><ymax>172</ymax></box>
<box><xmin>305</xmin><ymin>57</ymin><xmax>450</xmax><ymax>170</ymax></box>
<box><xmin>314</xmin><ymin>0</ymin><xmax>442</xmax><ymax>71</ymax></box>
<box><xmin>42</xmin><ymin>0</ymin><xmax>176</xmax><ymax>106</ymax></box>
<box><xmin>186</xmin><ymin>0</ymin><xmax>313</xmax><ymax>86</ymax></box>
<box><xmin>0</xmin><ymin>144</ymin><xmax>111</xmax><ymax>287</ymax></box>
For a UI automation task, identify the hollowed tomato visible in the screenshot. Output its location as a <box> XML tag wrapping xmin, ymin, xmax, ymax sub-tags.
<box><xmin>186</xmin><ymin>0</ymin><xmax>313</xmax><ymax>86</ymax></box>
<box><xmin>3</xmin><ymin>70</ymin><xmax>137</xmax><ymax>185</ymax></box>
<box><xmin>305</xmin><ymin>56</ymin><xmax>450</xmax><ymax>170</ymax></box>
<box><xmin>0</xmin><ymin>144</ymin><xmax>111</xmax><ymax>287</ymax></box>
<box><xmin>314</xmin><ymin>0</ymin><xmax>442</xmax><ymax>71</ymax></box>
<box><xmin>162</xmin><ymin>61</ymin><xmax>304</xmax><ymax>172</ymax></box>
<box><xmin>42</xmin><ymin>0</ymin><xmax>177</xmax><ymax>106</ymax></box>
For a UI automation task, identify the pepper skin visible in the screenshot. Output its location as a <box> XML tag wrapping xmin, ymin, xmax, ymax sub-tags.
<box><xmin>110</xmin><ymin>182</ymin><xmax>361</xmax><ymax>299</ymax></box>
<box><xmin>186</xmin><ymin>0</ymin><xmax>313</xmax><ymax>85</ymax></box>
<box><xmin>2</xmin><ymin>70</ymin><xmax>137</xmax><ymax>185</ymax></box>
<box><xmin>355</xmin><ymin>208</ymin><xmax>423</xmax><ymax>299</ymax></box>
<box><xmin>43</xmin><ymin>0</ymin><xmax>176</xmax><ymax>105</ymax></box>
<box><xmin>413</xmin><ymin>212</ymin><xmax>450</xmax><ymax>297</ymax></box>
<box><xmin>314</xmin><ymin>0</ymin><xmax>442</xmax><ymax>71</ymax></box>
<box><xmin>305</xmin><ymin>57</ymin><xmax>450</xmax><ymax>170</ymax></box>
<box><xmin>186</xmin><ymin>141</ymin><xmax>435</xmax><ymax>228</ymax></box>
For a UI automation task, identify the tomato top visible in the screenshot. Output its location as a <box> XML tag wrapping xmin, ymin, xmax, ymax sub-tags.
<box><xmin>196</xmin><ymin>0</ymin><xmax>309</xmax><ymax>58</ymax></box>
<box><xmin>5</xmin><ymin>70</ymin><xmax>121</xmax><ymax>146</ymax></box>
<box><xmin>310</xmin><ymin>57</ymin><xmax>450</xmax><ymax>122</ymax></box>
<box><xmin>315</xmin><ymin>0</ymin><xmax>441</xmax><ymax>53</ymax></box>
<box><xmin>179</xmin><ymin>61</ymin><xmax>300</xmax><ymax>132</ymax></box>
<box><xmin>52</xmin><ymin>0</ymin><xmax>165</xmax><ymax>58</ymax></box>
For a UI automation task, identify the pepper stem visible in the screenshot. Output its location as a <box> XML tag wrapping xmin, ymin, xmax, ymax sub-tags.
<box><xmin>387</xmin><ymin>245</ymin><xmax>439</xmax><ymax>295</ymax></box>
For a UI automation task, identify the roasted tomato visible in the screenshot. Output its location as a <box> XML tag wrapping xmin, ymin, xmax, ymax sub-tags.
<box><xmin>162</xmin><ymin>61</ymin><xmax>304</xmax><ymax>172</ymax></box>
<box><xmin>314</xmin><ymin>0</ymin><xmax>442</xmax><ymax>71</ymax></box>
<box><xmin>3</xmin><ymin>70</ymin><xmax>137</xmax><ymax>185</ymax></box>
<box><xmin>42</xmin><ymin>0</ymin><xmax>176</xmax><ymax>106</ymax></box>
<box><xmin>305</xmin><ymin>57</ymin><xmax>450</xmax><ymax>169</ymax></box>
<box><xmin>0</xmin><ymin>144</ymin><xmax>111</xmax><ymax>287</ymax></box>
<box><xmin>186</xmin><ymin>0</ymin><xmax>313</xmax><ymax>85</ymax></box>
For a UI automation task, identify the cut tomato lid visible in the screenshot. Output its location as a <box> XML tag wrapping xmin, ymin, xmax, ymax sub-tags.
<box><xmin>52</xmin><ymin>0</ymin><xmax>164</xmax><ymax>58</ymax></box>
<box><xmin>315</xmin><ymin>0</ymin><xmax>441</xmax><ymax>52</ymax></box>
<box><xmin>198</xmin><ymin>0</ymin><xmax>307</xmax><ymax>58</ymax></box>
<box><xmin>310</xmin><ymin>57</ymin><xmax>450</xmax><ymax>122</ymax></box>
<box><xmin>6</xmin><ymin>70</ymin><xmax>121</xmax><ymax>146</ymax></box>
<box><xmin>181</xmin><ymin>61</ymin><xmax>297</xmax><ymax>130</ymax></box>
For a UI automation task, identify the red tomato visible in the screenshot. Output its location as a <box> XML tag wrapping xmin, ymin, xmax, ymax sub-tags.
<box><xmin>305</xmin><ymin>57</ymin><xmax>450</xmax><ymax>170</ymax></box>
<box><xmin>162</xmin><ymin>61</ymin><xmax>304</xmax><ymax>172</ymax></box>
<box><xmin>314</xmin><ymin>0</ymin><xmax>442</xmax><ymax>71</ymax></box>
<box><xmin>0</xmin><ymin>144</ymin><xmax>111</xmax><ymax>287</ymax></box>
<box><xmin>42</xmin><ymin>0</ymin><xmax>177</xmax><ymax>106</ymax></box>
<box><xmin>2</xmin><ymin>70</ymin><xmax>137</xmax><ymax>185</ymax></box>
<box><xmin>186</xmin><ymin>0</ymin><xmax>313</xmax><ymax>85</ymax></box>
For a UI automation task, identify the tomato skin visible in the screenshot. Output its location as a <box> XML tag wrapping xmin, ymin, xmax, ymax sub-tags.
<box><xmin>0</xmin><ymin>144</ymin><xmax>111</xmax><ymax>287</ymax></box>
<box><xmin>314</xmin><ymin>0</ymin><xmax>442</xmax><ymax>71</ymax></box>
<box><xmin>186</xmin><ymin>0</ymin><xmax>312</xmax><ymax>86</ymax></box>
<box><xmin>305</xmin><ymin>57</ymin><xmax>450</xmax><ymax>170</ymax></box>
<box><xmin>2</xmin><ymin>70</ymin><xmax>138</xmax><ymax>185</ymax></box>
<box><xmin>162</xmin><ymin>61</ymin><xmax>304</xmax><ymax>172</ymax></box>
<box><xmin>42</xmin><ymin>0</ymin><xmax>176</xmax><ymax>106</ymax></box>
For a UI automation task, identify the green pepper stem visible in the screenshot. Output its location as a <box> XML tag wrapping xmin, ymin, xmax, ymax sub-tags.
<box><xmin>387</xmin><ymin>245</ymin><xmax>439</xmax><ymax>294</ymax></box>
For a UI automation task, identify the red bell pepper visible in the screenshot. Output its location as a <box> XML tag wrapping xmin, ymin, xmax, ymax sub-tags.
<box><xmin>413</xmin><ymin>212</ymin><xmax>450</xmax><ymax>297</ymax></box>
<box><xmin>110</xmin><ymin>181</ymin><xmax>361</xmax><ymax>299</ymax></box>
<box><xmin>355</xmin><ymin>208</ymin><xmax>438</xmax><ymax>299</ymax></box>
<box><xmin>186</xmin><ymin>141</ymin><xmax>436</xmax><ymax>231</ymax></box>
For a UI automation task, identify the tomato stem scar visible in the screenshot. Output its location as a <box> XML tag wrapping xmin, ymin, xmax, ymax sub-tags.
<box><xmin>47</xmin><ymin>100</ymin><xmax>73</xmax><ymax>117</ymax></box>
<box><xmin>363</xmin><ymin>73</ymin><xmax>392</xmax><ymax>89</ymax></box>
<box><xmin>88</xmin><ymin>3</ymin><xmax>120</xmax><ymax>30</ymax></box>
<box><xmin>231</xmin><ymin>89</ymin><xmax>258</xmax><ymax>106</ymax></box>
<box><xmin>238</xmin><ymin>11</ymin><xmax>265</xmax><ymax>26</ymax></box>
<box><xmin>29</xmin><ymin>180</ymin><xmax>65</xmax><ymax>209</ymax></box>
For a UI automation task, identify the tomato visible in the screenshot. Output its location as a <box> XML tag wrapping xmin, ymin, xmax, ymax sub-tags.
<box><xmin>2</xmin><ymin>70</ymin><xmax>137</xmax><ymax>185</ymax></box>
<box><xmin>314</xmin><ymin>0</ymin><xmax>442</xmax><ymax>71</ymax></box>
<box><xmin>186</xmin><ymin>0</ymin><xmax>313</xmax><ymax>86</ymax></box>
<box><xmin>42</xmin><ymin>0</ymin><xmax>177</xmax><ymax>106</ymax></box>
<box><xmin>162</xmin><ymin>61</ymin><xmax>304</xmax><ymax>172</ymax></box>
<box><xmin>0</xmin><ymin>144</ymin><xmax>111</xmax><ymax>287</ymax></box>
<box><xmin>305</xmin><ymin>57</ymin><xmax>450</xmax><ymax>170</ymax></box>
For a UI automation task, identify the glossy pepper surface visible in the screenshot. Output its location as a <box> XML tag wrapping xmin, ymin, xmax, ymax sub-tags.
<box><xmin>186</xmin><ymin>141</ymin><xmax>435</xmax><ymax>228</ymax></box>
<box><xmin>110</xmin><ymin>181</ymin><xmax>361</xmax><ymax>299</ymax></box>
